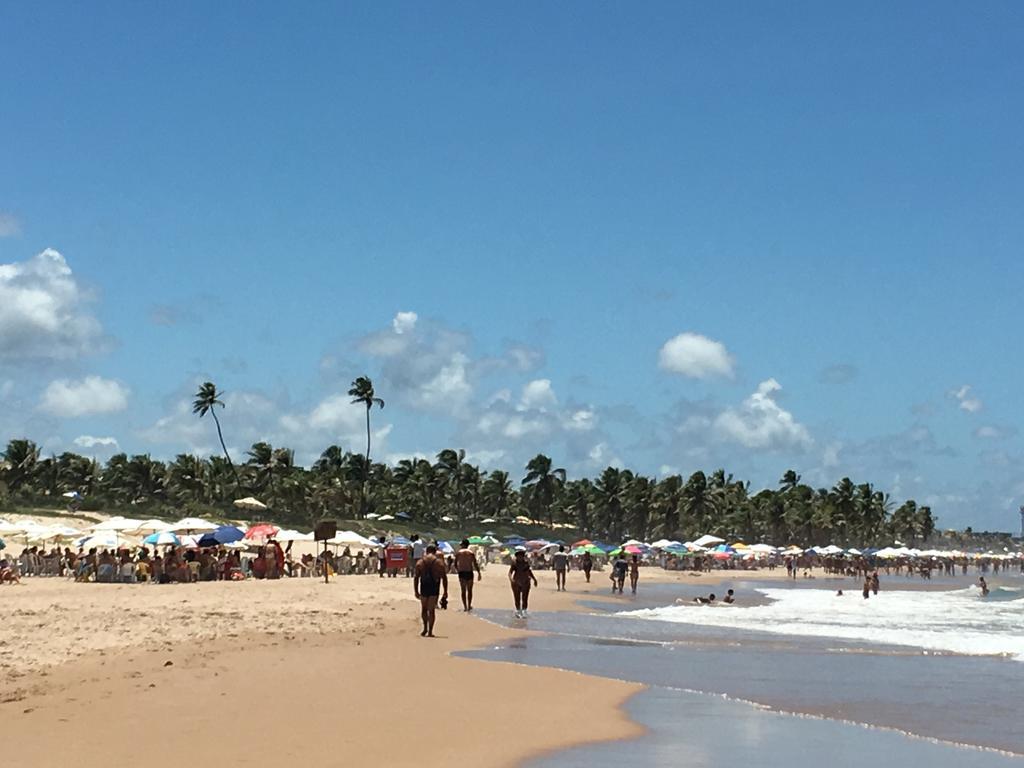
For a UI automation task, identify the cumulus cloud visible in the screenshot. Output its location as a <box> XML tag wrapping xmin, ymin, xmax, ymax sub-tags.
<box><xmin>973</xmin><ymin>424</ymin><xmax>1016</xmax><ymax>440</ymax></box>
<box><xmin>950</xmin><ymin>385</ymin><xmax>982</xmax><ymax>413</ymax></box>
<box><xmin>710</xmin><ymin>379</ymin><xmax>812</xmax><ymax>451</ymax></box>
<box><xmin>40</xmin><ymin>376</ymin><xmax>129</xmax><ymax>418</ymax></box>
<box><xmin>0</xmin><ymin>249</ymin><xmax>105</xmax><ymax>361</ymax></box>
<box><xmin>519</xmin><ymin>379</ymin><xmax>557</xmax><ymax>410</ymax></box>
<box><xmin>392</xmin><ymin>311</ymin><xmax>418</xmax><ymax>334</ymax></box>
<box><xmin>73</xmin><ymin>435</ymin><xmax>119</xmax><ymax>450</ymax></box>
<box><xmin>0</xmin><ymin>213</ymin><xmax>20</xmax><ymax>237</ymax></box>
<box><xmin>658</xmin><ymin>332</ymin><xmax>734</xmax><ymax>379</ymax></box>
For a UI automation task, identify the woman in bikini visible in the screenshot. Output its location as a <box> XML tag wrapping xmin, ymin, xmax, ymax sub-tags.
<box><xmin>508</xmin><ymin>549</ymin><xmax>538</xmax><ymax>618</ymax></box>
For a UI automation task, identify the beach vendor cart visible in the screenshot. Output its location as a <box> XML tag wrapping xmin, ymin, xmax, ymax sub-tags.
<box><xmin>385</xmin><ymin>544</ymin><xmax>409</xmax><ymax>577</ymax></box>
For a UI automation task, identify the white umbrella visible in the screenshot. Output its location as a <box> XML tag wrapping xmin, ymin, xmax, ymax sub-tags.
<box><xmin>275</xmin><ymin>529</ymin><xmax>313</xmax><ymax>542</ymax></box>
<box><xmin>328</xmin><ymin>530</ymin><xmax>381</xmax><ymax>549</ymax></box>
<box><xmin>92</xmin><ymin>516</ymin><xmax>146</xmax><ymax>532</ymax></box>
<box><xmin>78</xmin><ymin>530</ymin><xmax>128</xmax><ymax>550</ymax></box>
<box><xmin>34</xmin><ymin>524</ymin><xmax>83</xmax><ymax>541</ymax></box>
<box><xmin>0</xmin><ymin>520</ymin><xmax>26</xmax><ymax>535</ymax></box>
<box><xmin>376</xmin><ymin>514</ymin><xmax>395</xmax><ymax>522</ymax></box>
<box><xmin>130</xmin><ymin>519</ymin><xmax>173</xmax><ymax>534</ymax></box>
<box><xmin>748</xmin><ymin>543</ymin><xmax>777</xmax><ymax>554</ymax></box>
<box><xmin>692</xmin><ymin>534</ymin><xmax>726</xmax><ymax>548</ymax></box>
<box><xmin>169</xmin><ymin>517</ymin><xmax>218</xmax><ymax>532</ymax></box>
<box><xmin>232</xmin><ymin>497</ymin><xmax>267</xmax><ymax>512</ymax></box>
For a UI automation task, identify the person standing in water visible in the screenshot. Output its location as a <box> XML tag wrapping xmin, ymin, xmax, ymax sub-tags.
<box><xmin>870</xmin><ymin>570</ymin><xmax>880</xmax><ymax>595</ymax></box>
<box><xmin>414</xmin><ymin>544</ymin><xmax>449</xmax><ymax>637</ymax></box>
<box><xmin>454</xmin><ymin>539</ymin><xmax>482</xmax><ymax>611</ymax></box>
<box><xmin>552</xmin><ymin>545</ymin><xmax>569</xmax><ymax>592</ymax></box>
<box><xmin>581</xmin><ymin>551</ymin><xmax>593</xmax><ymax>582</ymax></box>
<box><xmin>862</xmin><ymin>576</ymin><xmax>871</xmax><ymax>599</ymax></box>
<box><xmin>978</xmin><ymin>576</ymin><xmax>990</xmax><ymax>597</ymax></box>
<box><xmin>611</xmin><ymin>553</ymin><xmax>628</xmax><ymax>594</ymax></box>
<box><xmin>509</xmin><ymin>548</ymin><xmax>538</xmax><ymax>618</ymax></box>
<box><xmin>628</xmin><ymin>554</ymin><xmax>640</xmax><ymax>595</ymax></box>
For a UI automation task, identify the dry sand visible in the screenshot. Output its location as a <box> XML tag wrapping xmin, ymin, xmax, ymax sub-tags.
<box><xmin>0</xmin><ymin>566</ymin><xmax>744</xmax><ymax>767</ymax></box>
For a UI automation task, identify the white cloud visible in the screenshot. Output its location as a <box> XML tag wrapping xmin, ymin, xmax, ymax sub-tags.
<box><xmin>950</xmin><ymin>384</ymin><xmax>982</xmax><ymax>413</ymax></box>
<box><xmin>658</xmin><ymin>332</ymin><xmax>735</xmax><ymax>379</ymax></box>
<box><xmin>587</xmin><ymin>442</ymin><xmax>622</xmax><ymax>468</ymax></box>
<box><xmin>392</xmin><ymin>311</ymin><xmax>418</xmax><ymax>335</ymax></box>
<box><xmin>0</xmin><ymin>213</ymin><xmax>20</xmax><ymax>237</ymax></box>
<box><xmin>308</xmin><ymin>393</ymin><xmax>367</xmax><ymax>433</ymax></box>
<box><xmin>710</xmin><ymin>379</ymin><xmax>812</xmax><ymax>451</ymax></box>
<box><xmin>973</xmin><ymin>424</ymin><xmax>1016</xmax><ymax>440</ymax></box>
<box><xmin>519</xmin><ymin>379</ymin><xmax>557</xmax><ymax>410</ymax></box>
<box><xmin>73</xmin><ymin>435</ymin><xmax>119</xmax><ymax>450</ymax></box>
<box><xmin>0</xmin><ymin>249</ymin><xmax>104</xmax><ymax>360</ymax></box>
<box><xmin>563</xmin><ymin>408</ymin><xmax>597</xmax><ymax>432</ymax></box>
<box><xmin>417</xmin><ymin>352</ymin><xmax>472</xmax><ymax>410</ymax></box>
<box><xmin>40</xmin><ymin>376</ymin><xmax>129</xmax><ymax>418</ymax></box>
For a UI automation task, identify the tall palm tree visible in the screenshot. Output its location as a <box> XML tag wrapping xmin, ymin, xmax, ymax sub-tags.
<box><xmin>522</xmin><ymin>454</ymin><xmax>566</xmax><ymax>525</ymax></box>
<box><xmin>192</xmin><ymin>382</ymin><xmax>240</xmax><ymax>492</ymax></box>
<box><xmin>348</xmin><ymin>376</ymin><xmax>384</xmax><ymax>516</ymax></box>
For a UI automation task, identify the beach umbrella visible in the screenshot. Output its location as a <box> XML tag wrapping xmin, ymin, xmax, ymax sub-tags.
<box><xmin>692</xmin><ymin>534</ymin><xmax>726</xmax><ymax>548</ymax></box>
<box><xmin>376</xmin><ymin>514</ymin><xmax>395</xmax><ymax>522</ymax></box>
<box><xmin>197</xmin><ymin>525</ymin><xmax>246</xmax><ymax>547</ymax></box>
<box><xmin>92</xmin><ymin>516</ymin><xmax>146</xmax><ymax>532</ymax></box>
<box><xmin>130</xmin><ymin>519</ymin><xmax>173</xmax><ymax>534</ymax></box>
<box><xmin>78</xmin><ymin>530</ymin><xmax>128</xmax><ymax>550</ymax></box>
<box><xmin>436</xmin><ymin>540</ymin><xmax>455</xmax><ymax>555</ymax></box>
<box><xmin>244</xmin><ymin>523</ymin><xmax>280</xmax><ymax>542</ymax></box>
<box><xmin>623</xmin><ymin>544</ymin><xmax>644</xmax><ymax>555</ymax></box>
<box><xmin>232</xmin><ymin>497</ymin><xmax>267</xmax><ymax>512</ymax></box>
<box><xmin>143</xmin><ymin>531</ymin><xmax>181</xmax><ymax>546</ymax></box>
<box><xmin>748</xmin><ymin>544</ymin><xmax>777</xmax><ymax>554</ymax></box>
<box><xmin>170</xmin><ymin>517</ymin><xmax>218</xmax><ymax>533</ymax></box>
<box><xmin>572</xmin><ymin>539</ymin><xmax>593</xmax><ymax>548</ymax></box>
<box><xmin>328</xmin><ymin>530</ymin><xmax>380</xmax><ymax>549</ymax></box>
<box><xmin>275</xmin><ymin>529</ymin><xmax>313</xmax><ymax>543</ymax></box>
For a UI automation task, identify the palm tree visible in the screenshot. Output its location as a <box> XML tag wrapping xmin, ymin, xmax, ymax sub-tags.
<box><xmin>192</xmin><ymin>382</ymin><xmax>240</xmax><ymax>492</ymax></box>
<box><xmin>1</xmin><ymin>438</ymin><xmax>40</xmax><ymax>494</ymax></box>
<box><xmin>348</xmin><ymin>376</ymin><xmax>384</xmax><ymax>516</ymax></box>
<box><xmin>522</xmin><ymin>454</ymin><xmax>566</xmax><ymax>525</ymax></box>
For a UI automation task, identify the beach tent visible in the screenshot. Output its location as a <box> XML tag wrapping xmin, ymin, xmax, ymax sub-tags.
<box><xmin>692</xmin><ymin>534</ymin><xmax>726</xmax><ymax>548</ymax></box>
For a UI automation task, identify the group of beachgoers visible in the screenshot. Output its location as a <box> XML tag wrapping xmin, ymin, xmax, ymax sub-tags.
<box><xmin>411</xmin><ymin>543</ymin><xmax>653</xmax><ymax>637</ymax></box>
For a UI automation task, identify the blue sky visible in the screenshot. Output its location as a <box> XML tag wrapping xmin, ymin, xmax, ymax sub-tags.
<box><xmin>2</xmin><ymin>2</ymin><xmax>1023</xmax><ymax>531</ymax></box>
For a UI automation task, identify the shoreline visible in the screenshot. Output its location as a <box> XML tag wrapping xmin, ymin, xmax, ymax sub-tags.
<box><xmin>0</xmin><ymin>571</ymin><xmax>664</xmax><ymax>767</ymax></box>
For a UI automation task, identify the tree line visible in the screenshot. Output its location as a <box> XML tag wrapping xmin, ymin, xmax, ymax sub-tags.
<box><xmin>0</xmin><ymin>378</ymin><xmax>938</xmax><ymax>545</ymax></box>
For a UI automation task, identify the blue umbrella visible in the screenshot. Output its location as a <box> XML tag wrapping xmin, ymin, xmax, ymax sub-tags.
<box><xmin>143</xmin><ymin>531</ymin><xmax>181</xmax><ymax>546</ymax></box>
<box><xmin>197</xmin><ymin>525</ymin><xmax>244</xmax><ymax>547</ymax></box>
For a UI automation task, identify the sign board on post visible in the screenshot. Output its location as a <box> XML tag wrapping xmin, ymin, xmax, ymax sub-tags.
<box><xmin>314</xmin><ymin>520</ymin><xmax>338</xmax><ymax>583</ymax></box>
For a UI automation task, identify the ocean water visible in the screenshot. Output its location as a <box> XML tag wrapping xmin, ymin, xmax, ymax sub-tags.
<box><xmin>626</xmin><ymin>583</ymin><xmax>1024</xmax><ymax>660</ymax></box>
<box><xmin>465</xmin><ymin>578</ymin><xmax>1024</xmax><ymax>765</ymax></box>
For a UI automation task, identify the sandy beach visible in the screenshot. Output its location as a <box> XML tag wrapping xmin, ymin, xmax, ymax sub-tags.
<box><xmin>0</xmin><ymin>567</ymin><xmax>751</xmax><ymax>767</ymax></box>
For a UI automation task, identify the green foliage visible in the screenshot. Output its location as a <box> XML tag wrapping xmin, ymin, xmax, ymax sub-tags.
<box><xmin>1</xmin><ymin>436</ymin><xmax>945</xmax><ymax>546</ymax></box>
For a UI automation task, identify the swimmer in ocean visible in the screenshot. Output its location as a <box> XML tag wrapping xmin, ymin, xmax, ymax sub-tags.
<box><xmin>978</xmin><ymin>576</ymin><xmax>989</xmax><ymax>597</ymax></box>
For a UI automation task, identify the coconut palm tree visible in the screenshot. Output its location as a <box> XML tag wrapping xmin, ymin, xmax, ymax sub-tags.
<box><xmin>192</xmin><ymin>382</ymin><xmax>240</xmax><ymax>492</ymax></box>
<box><xmin>522</xmin><ymin>454</ymin><xmax>566</xmax><ymax>525</ymax></box>
<box><xmin>348</xmin><ymin>376</ymin><xmax>384</xmax><ymax>516</ymax></box>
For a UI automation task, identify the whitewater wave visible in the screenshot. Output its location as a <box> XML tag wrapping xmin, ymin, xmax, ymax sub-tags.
<box><xmin>621</xmin><ymin>584</ymin><xmax>1024</xmax><ymax>661</ymax></box>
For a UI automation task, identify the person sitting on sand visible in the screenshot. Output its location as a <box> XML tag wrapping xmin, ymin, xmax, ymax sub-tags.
<box><xmin>509</xmin><ymin>548</ymin><xmax>538</xmax><ymax>618</ymax></box>
<box><xmin>0</xmin><ymin>557</ymin><xmax>21</xmax><ymax>584</ymax></box>
<box><xmin>722</xmin><ymin>589</ymin><xmax>735</xmax><ymax>604</ymax></box>
<box><xmin>413</xmin><ymin>544</ymin><xmax>448</xmax><ymax>637</ymax></box>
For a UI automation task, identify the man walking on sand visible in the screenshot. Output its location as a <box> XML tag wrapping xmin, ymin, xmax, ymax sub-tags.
<box><xmin>414</xmin><ymin>544</ymin><xmax>448</xmax><ymax>637</ymax></box>
<box><xmin>454</xmin><ymin>539</ymin><xmax>482</xmax><ymax>611</ymax></box>
<box><xmin>552</xmin><ymin>544</ymin><xmax>569</xmax><ymax>591</ymax></box>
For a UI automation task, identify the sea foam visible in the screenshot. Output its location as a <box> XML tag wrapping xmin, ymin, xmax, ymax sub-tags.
<box><xmin>622</xmin><ymin>584</ymin><xmax>1024</xmax><ymax>661</ymax></box>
